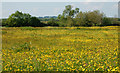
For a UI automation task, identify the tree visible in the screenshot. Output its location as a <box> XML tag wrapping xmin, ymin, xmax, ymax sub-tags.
<box><xmin>58</xmin><ymin>5</ymin><xmax>117</xmax><ymax>27</ymax></box>
<box><xmin>23</xmin><ymin>13</ymin><xmax>31</xmax><ymax>26</ymax></box>
<box><xmin>6</xmin><ymin>11</ymin><xmax>23</xmax><ymax>27</ymax></box>
<box><xmin>58</xmin><ymin>14</ymin><xmax>61</xmax><ymax>20</ymax></box>
<box><xmin>63</xmin><ymin>5</ymin><xmax>72</xmax><ymax>18</ymax></box>
<box><xmin>6</xmin><ymin>11</ymin><xmax>43</xmax><ymax>27</ymax></box>
<box><xmin>101</xmin><ymin>17</ymin><xmax>112</xmax><ymax>26</ymax></box>
<box><xmin>1</xmin><ymin>19</ymin><xmax>7</xmax><ymax>26</ymax></box>
<box><xmin>58</xmin><ymin>5</ymin><xmax>79</xmax><ymax>27</ymax></box>
<box><xmin>47</xmin><ymin>18</ymin><xmax>59</xmax><ymax>26</ymax></box>
<box><xmin>66</xmin><ymin>16</ymin><xmax>74</xmax><ymax>27</ymax></box>
<box><xmin>75</xmin><ymin>8</ymin><xmax>79</xmax><ymax>13</ymax></box>
<box><xmin>74</xmin><ymin>10</ymin><xmax>105</xmax><ymax>26</ymax></box>
<box><xmin>84</xmin><ymin>10</ymin><xmax>104</xmax><ymax>26</ymax></box>
<box><xmin>75</xmin><ymin>11</ymin><xmax>86</xmax><ymax>26</ymax></box>
<box><xmin>63</xmin><ymin>5</ymin><xmax>79</xmax><ymax>19</ymax></box>
<box><xmin>29</xmin><ymin>17</ymin><xmax>43</xmax><ymax>27</ymax></box>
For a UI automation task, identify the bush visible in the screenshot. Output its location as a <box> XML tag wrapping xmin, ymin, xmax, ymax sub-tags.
<box><xmin>57</xmin><ymin>22</ymin><xmax>66</xmax><ymax>27</ymax></box>
<box><xmin>15</xmin><ymin>42</ymin><xmax>35</xmax><ymax>52</ymax></box>
<box><xmin>47</xmin><ymin>18</ymin><xmax>59</xmax><ymax>26</ymax></box>
<box><xmin>101</xmin><ymin>17</ymin><xmax>111</xmax><ymax>26</ymax></box>
<box><xmin>29</xmin><ymin>17</ymin><xmax>43</xmax><ymax>27</ymax></box>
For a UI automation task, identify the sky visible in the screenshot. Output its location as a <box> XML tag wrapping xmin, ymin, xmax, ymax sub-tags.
<box><xmin>1</xmin><ymin>1</ymin><xmax>119</xmax><ymax>18</ymax></box>
<box><xmin>1</xmin><ymin>0</ymin><xmax>119</xmax><ymax>2</ymax></box>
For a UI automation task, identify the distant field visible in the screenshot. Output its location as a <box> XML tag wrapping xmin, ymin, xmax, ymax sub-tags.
<box><xmin>2</xmin><ymin>26</ymin><xmax>119</xmax><ymax>71</ymax></box>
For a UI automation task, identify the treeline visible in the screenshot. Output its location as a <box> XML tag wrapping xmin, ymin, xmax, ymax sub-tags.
<box><xmin>1</xmin><ymin>5</ymin><xmax>120</xmax><ymax>27</ymax></box>
<box><xmin>55</xmin><ymin>5</ymin><xmax>120</xmax><ymax>27</ymax></box>
<box><xmin>1</xmin><ymin>11</ymin><xmax>45</xmax><ymax>27</ymax></box>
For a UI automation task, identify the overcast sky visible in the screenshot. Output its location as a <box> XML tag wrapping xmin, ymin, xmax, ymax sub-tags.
<box><xmin>1</xmin><ymin>0</ymin><xmax>119</xmax><ymax>2</ymax></box>
<box><xmin>1</xmin><ymin>2</ymin><xmax>119</xmax><ymax>18</ymax></box>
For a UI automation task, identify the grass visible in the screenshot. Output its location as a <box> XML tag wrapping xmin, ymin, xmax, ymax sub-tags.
<box><xmin>2</xmin><ymin>26</ymin><xmax>119</xmax><ymax>71</ymax></box>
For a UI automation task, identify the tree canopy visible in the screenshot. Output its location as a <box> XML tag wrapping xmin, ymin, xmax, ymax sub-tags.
<box><xmin>57</xmin><ymin>5</ymin><xmax>120</xmax><ymax>27</ymax></box>
<box><xmin>6</xmin><ymin>11</ymin><xmax>43</xmax><ymax>27</ymax></box>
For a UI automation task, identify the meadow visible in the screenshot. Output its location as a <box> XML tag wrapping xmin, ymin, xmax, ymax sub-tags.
<box><xmin>1</xmin><ymin>26</ymin><xmax>119</xmax><ymax>71</ymax></box>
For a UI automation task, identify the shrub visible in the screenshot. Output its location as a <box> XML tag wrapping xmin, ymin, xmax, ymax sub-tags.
<box><xmin>47</xmin><ymin>18</ymin><xmax>59</xmax><ymax>26</ymax></box>
<box><xmin>15</xmin><ymin>42</ymin><xmax>35</xmax><ymax>52</ymax></box>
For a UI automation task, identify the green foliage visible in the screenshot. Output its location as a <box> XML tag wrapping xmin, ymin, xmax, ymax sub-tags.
<box><xmin>1</xmin><ymin>19</ymin><xmax>7</xmax><ymax>26</ymax></box>
<box><xmin>20</xmin><ymin>27</ymin><xmax>39</xmax><ymax>31</ymax></box>
<box><xmin>85</xmin><ymin>10</ymin><xmax>104</xmax><ymax>26</ymax></box>
<box><xmin>6</xmin><ymin>11</ymin><xmax>25</xmax><ymax>27</ymax></box>
<box><xmin>58</xmin><ymin>5</ymin><xmax>80</xmax><ymax>27</ymax></box>
<box><xmin>20</xmin><ymin>42</ymin><xmax>31</xmax><ymax>51</ymax></box>
<box><xmin>66</xmin><ymin>16</ymin><xmax>74</xmax><ymax>27</ymax></box>
<box><xmin>57</xmin><ymin>5</ymin><xmax>119</xmax><ymax>27</ymax></box>
<box><xmin>0</xmin><ymin>19</ymin><xmax>1</xmax><ymax>26</ymax></box>
<box><xmin>47</xmin><ymin>18</ymin><xmax>59</xmax><ymax>26</ymax></box>
<box><xmin>15</xmin><ymin>42</ymin><xmax>35</xmax><ymax>52</ymax></box>
<box><xmin>75</xmin><ymin>11</ymin><xmax>86</xmax><ymax>26</ymax></box>
<box><xmin>110</xmin><ymin>18</ymin><xmax>120</xmax><ymax>26</ymax></box>
<box><xmin>6</xmin><ymin>11</ymin><xmax>44</xmax><ymax>27</ymax></box>
<box><xmin>29</xmin><ymin>17</ymin><xmax>43</xmax><ymax>27</ymax></box>
<box><xmin>57</xmin><ymin>21</ymin><xmax>67</xmax><ymax>27</ymax></box>
<box><xmin>75</xmin><ymin>10</ymin><xmax>104</xmax><ymax>27</ymax></box>
<box><xmin>2</xmin><ymin>31</ymin><xmax>7</xmax><ymax>34</ymax></box>
<box><xmin>101</xmin><ymin>17</ymin><xmax>112</xmax><ymax>26</ymax></box>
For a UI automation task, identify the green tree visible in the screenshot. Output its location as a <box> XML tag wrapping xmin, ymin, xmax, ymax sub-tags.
<box><xmin>58</xmin><ymin>5</ymin><xmax>79</xmax><ymax>27</ymax></box>
<box><xmin>6</xmin><ymin>11</ymin><xmax>23</xmax><ymax>27</ymax></box>
<box><xmin>101</xmin><ymin>17</ymin><xmax>111</xmax><ymax>26</ymax></box>
<box><xmin>63</xmin><ymin>5</ymin><xmax>79</xmax><ymax>18</ymax></box>
<box><xmin>47</xmin><ymin>18</ymin><xmax>59</xmax><ymax>26</ymax></box>
<box><xmin>66</xmin><ymin>16</ymin><xmax>74</xmax><ymax>27</ymax></box>
<box><xmin>23</xmin><ymin>13</ymin><xmax>31</xmax><ymax>26</ymax></box>
<box><xmin>63</xmin><ymin>5</ymin><xmax>72</xmax><ymax>18</ymax></box>
<box><xmin>85</xmin><ymin>10</ymin><xmax>104</xmax><ymax>26</ymax></box>
<box><xmin>6</xmin><ymin>11</ymin><xmax>44</xmax><ymax>27</ymax></box>
<box><xmin>1</xmin><ymin>19</ymin><xmax>7</xmax><ymax>26</ymax></box>
<box><xmin>75</xmin><ymin>11</ymin><xmax>86</xmax><ymax>26</ymax></box>
<box><xmin>29</xmin><ymin>17</ymin><xmax>43</xmax><ymax>27</ymax></box>
<box><xmin>75</xmin><ymin>8</ymin><xmax>79</xmax><ymax>14</ymax></box>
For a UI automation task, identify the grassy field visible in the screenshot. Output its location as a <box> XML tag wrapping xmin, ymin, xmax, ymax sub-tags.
<box><xmin>1</xmin><ymin>26</ymin><xmax>119</xmax><ymax>71</ymax></box>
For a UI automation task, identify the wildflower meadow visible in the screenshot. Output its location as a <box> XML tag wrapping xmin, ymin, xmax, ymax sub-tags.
<box><xmin>2</xmin><ymin>26</ymin><xmax>119</xmax><ymax>71</ymax></box>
